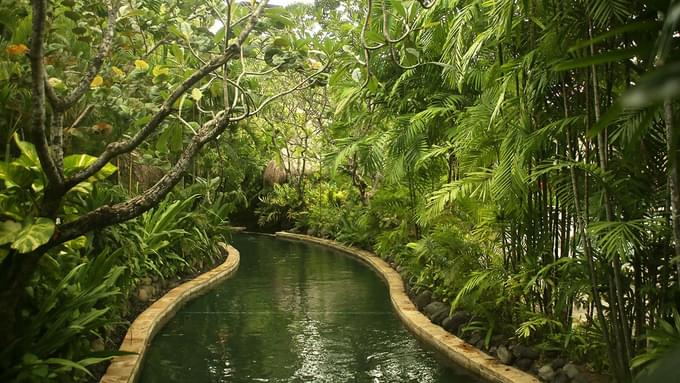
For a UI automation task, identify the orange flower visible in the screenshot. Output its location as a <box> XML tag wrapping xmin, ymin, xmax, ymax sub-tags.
<box><xmin>6</xmin><ymin>44</ymin><xmax>29</xmax><ymax>56</ymax></box>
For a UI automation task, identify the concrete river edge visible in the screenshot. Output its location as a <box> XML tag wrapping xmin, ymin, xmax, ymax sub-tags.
<box><xmin>100</xmin><ymin>233</ymin><xmax>539</xmax><ymax>383</ymax></box>
<box><xmin>274</xmin><ymin>232</ymin><xmax>540</xmax><ymax>383</ymax></box>
<box><xmin>100</xmin><ymin>243</ymin><xmax>240</xmax><ymax>383</ymax></box>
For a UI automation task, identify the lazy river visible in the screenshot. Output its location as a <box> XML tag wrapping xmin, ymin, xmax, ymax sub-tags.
<box><xmin>139</xmin><ymin>234</ymin><xmax>478</xmax><ymax>382</ymax></box>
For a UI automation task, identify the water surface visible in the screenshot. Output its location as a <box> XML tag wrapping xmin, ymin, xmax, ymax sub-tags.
<box><xmin>140</xmin><ymin>234</ymin><xmax>477</xmax><ymax>382</ymax></box>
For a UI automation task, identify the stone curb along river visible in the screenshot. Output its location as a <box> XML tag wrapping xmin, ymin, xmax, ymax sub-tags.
<box><xmin>100</xmin><ymin>243</ymin><xmax>240</xmax><ymax>383</ymax></box>
<box><xmin>275</xmin><ymin>232</ymin><xmax>541</xmax><ymax>383</ymax></box>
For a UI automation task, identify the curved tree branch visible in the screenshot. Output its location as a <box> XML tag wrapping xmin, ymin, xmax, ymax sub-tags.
<box><xmin>56</xmin><ymin>110</ymin><xmax>233</xmax><ymax>244</ymax></box>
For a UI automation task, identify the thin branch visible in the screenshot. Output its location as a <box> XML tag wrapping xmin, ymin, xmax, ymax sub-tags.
<box><xmin>240</xmin><ymin>62</ymin><xmax>328</xmax><ymax>118</ymax></box>
<box><xmin>141</xmin><ymin>36</ymin><xmax>170</xmax><ymax>59</ymax></box>
<box><xmin>67</xmin><ymin>104</ymin><xmax>94</xmax><ymax>131</ymax></box>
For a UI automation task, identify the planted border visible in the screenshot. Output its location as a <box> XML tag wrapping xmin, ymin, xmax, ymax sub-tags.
<box><xmin>100</xmin><ymin>243</ymin><xmax>240</xmax><ymax>383</ymax></box>
<box><xmin>275</xmin><ymin>232</ymin><xmax>540</xmax><ymax>383</ymax></box>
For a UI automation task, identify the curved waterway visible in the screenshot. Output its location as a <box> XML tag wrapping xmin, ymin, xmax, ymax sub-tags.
<box><xmin>140</xmin><ymin>234</ymin><xmax>478</xmax><ymax>382</ymax></box>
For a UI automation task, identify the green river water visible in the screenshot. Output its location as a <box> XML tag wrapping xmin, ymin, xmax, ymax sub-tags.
<box><xmin>139</xmin><ymin>234</ymin><xmax>478</xmax><ymax>383</ymax></box>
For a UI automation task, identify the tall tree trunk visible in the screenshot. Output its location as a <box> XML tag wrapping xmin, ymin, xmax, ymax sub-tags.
<box><xmin>589</xmin><ymin>23</ymin><xmax>633</xmax><ymax>377</ymax></box>
<box><xmin>562</xmin><ymin>81</ymin><xmax>621</xmax><ymax>379</ymax></box>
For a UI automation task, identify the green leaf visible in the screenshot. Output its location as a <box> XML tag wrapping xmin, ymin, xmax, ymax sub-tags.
<box><xmin>391</xmin><ymin>0</ymin><xmax>406</xmax><ymax>18</ymax></box>
<box><xmin>44</xmin><ymin>358</ymin><xmax>93</xmax><ymax>377</ymax></box>
<box><xmin>64</xmin><ymin>235</ymin><xmax>88</xmax><ymax>250</ymax></box>
<box><xmin>11</xmin><ymin>218</ymin><xmax>55</xmax><ymax>254</ymax></box>
<box><xmin>0</xmin><ymin>220</ymin><xmax>22</xmax><ymax>245</ymax></box>
<box><xmin>567</xmin><ymin>20</ymin><xmax>659</xmax><ymax>53</ymax></box>
<box><xmin>405</xmin><ymin>48</ymin><xmax>420</xmax><ymax>59</ymax></box>
<box><xmin>364</xmin><ymin>30</ymin><xmax>383</xmax><ymax>45</ymax></box>
<box><xmin>63</xmin><ymin>154</ymin><xmax>117</xmax><ymax>180</ymax></box>
<box><xmin>14</xmin><ymin>133</ymin><xmax>40</xmax><ymax>168</ymax></box>
<box><xmin>152</xmin><ymin>65</ymin><xmax>170</xmax><ymax>77</ymax></box>
<box><xmin>264</xmin><ymin>11</ymin><xmax>294</xmax><ymax>28</ymax></box>
<box><xmin>552</xmin><ymin>46</ymin><xmax>648</xmax><ymax>71</ymax></box>
<box><xmin>623</xmin><ymin>62</ymin><xmax>680</xmax><ymax>108</ymax></box>
<box><xmin>367</xmin><ymin>76</ymin><xmax>379</xmax><ymax>92</ymax></box>
<box><xmin>272</xmin><ymin>37</ymin><xmax>290</xmax><ymax>48</ymax></box>
<box><xmin>2</xmin><ymin>162</ymin><xmax>35</xmax><ymax>188</ymax></box>
<box><xmin>213</xmin><ymin>26</ymin><xmax>226</xmax><ymax>45</ymax></box>
<box><xmin>179</xmin><ymin>22</ymin><xmax>193</xmax><ymax>39</ymax></box>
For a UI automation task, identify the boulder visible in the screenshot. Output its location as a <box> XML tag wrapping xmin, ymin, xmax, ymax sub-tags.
<box><xmin>515</xmin><ymin>358</ymin><xmax>533</xmax><ymax>371</ymax></box>
<box><xmin>496</xmin><ymin>345</ymin><xmax>514</xmax><ymax>365</ymax></box>
<box><xmin>551</xmin><ymin>358</ymin><xmax>567</xmax><ymax>369</ymax></box>
<box><xmin>491</xmin><ymin>334</ymin><xmax>507</xmax><ymax>346</ymax></box>
<box><xmin>512</xmin><ymin>344</ymin><xmax>540</xmax><ymax>360</ymax></box>
<box><xmin>137</xmin><ymin>286</ymin><xmax>153</xmax><ymax>302</ymax></box>
<box><xmin>431</xmin><ymin>305</ymin><xmax>450</xmax><ymax>324</ymax></box>
<box><xmin>562</xmin><ymin>363</ymin><xmax>579</xmax><ymax>379</ymax></box>
<box><xmin>538</xmin><ymin>365</ymin><xmax>555</xmax><ymax>381</ymax></box>
<box><xmin>90</xmin><ymin>338</ymin><xmax>105</xmax><ymax>352</ymax></box>
<box><xmin>553</xmin><ymin>371</ymin><xmax>570</xmax><ymax>383</ymax></box>
<box><xmin>405</xmin><ymin>283</ymin><xmax>413</xmax><ymax>297</ymax></box>
<box><xmin>441</xmin><ymin>311</ymin><xmax>471</xmax><ymax>334</ymax></box>
<box><xmin>414</xmin><ymin>290</ymin><xmax>433</xmax><ymax>309</ymax></box>
<box><xmin>468</xmin><ymin>332</ymin><xmax>482</xmax><ymax>346</ymax></box>
<box><xmin>423</xmin><ymin>301</ymin><xmax>448</xmax><ymax>319</ymax></box>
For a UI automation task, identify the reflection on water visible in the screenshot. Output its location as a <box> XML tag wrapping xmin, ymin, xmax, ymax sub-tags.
<box><xmin>140</xmin><ymin>235</ymin><xmax>478</xmax><ymax>383</ymax></box>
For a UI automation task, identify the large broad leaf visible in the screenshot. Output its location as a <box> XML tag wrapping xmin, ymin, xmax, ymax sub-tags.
<box><xmin>634</xmin><ymin>347</ymin><xmax>680</xmax><ymax>382</ymax></box>
<box><xmin>63</xmin><ymin>154</ymin><xmax>117</xmax><ymax>180</ymax></box>
<box><xmin>0</xmin><ymin>162</ymin><xmax>35</xmax><ymax>188</ymax></box>
<box><xmin>623</xmin><ymin>62</ymin><xmax>680</xmax><ymax>108</ymax></box>
<box><xmin>13</xmin><ymin>133</ymin><xmax>40</xmax><ymax>168</ymax></box>
<box><xmin>0</xmin><ymin>220</ymin><xmax>22</xmax><ymax>245</ymax></box>
<box><xmin>11</xmin><ymin>218</ymin><xmax>55</xmax><ymax>253</ymax></box>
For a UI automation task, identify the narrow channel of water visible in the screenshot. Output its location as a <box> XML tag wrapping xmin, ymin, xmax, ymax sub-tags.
<box><xmin>140</xmin><ymin>234</ymin><xmax>478</xmax><ymax>382</ymax></box>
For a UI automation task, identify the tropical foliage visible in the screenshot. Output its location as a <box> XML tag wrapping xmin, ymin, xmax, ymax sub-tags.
<box><xmin>2</xmin><ymin>0</ymin><xmax>679</xmax><ymax>381</ymax></box>
<box><xmin>256</xmin><ymin>0</ymin><xmax>680</xmax><ymax>381</ymax></box>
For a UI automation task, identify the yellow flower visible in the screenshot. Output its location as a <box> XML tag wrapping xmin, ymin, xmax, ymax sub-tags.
<box><xmin>6</xmin><ymin>43</ymin><xmax>28</xmax><ymax>56</ymax></box>
<box><xmin>191</xmin><ymin>88</ymin><xmax>203</xmax><ymax>101</ymax></box>
<box><xmin>90</xmin><ymin>75</ymin><xmax>104</xmax><ymax>88</ymax></box>
<box><xmin>152</xmin><ymin>65</ymin><xmax>169</xmax><ymax>77</ymax></box>
<box><xmin>134</xmin><ymin>59</ymin><xmax>149</xmax><ymax>71</ymax></box>
<box><xmin>111</xmin><ymin>66</ymin><xmax>125</xmax><ymax>77</ymax></box>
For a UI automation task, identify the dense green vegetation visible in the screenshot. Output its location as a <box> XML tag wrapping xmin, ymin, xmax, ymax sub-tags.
<box><xmin>1</xmin><ymin>0</ymin><xmax>679</xmax><ymax>381</ymax></box>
